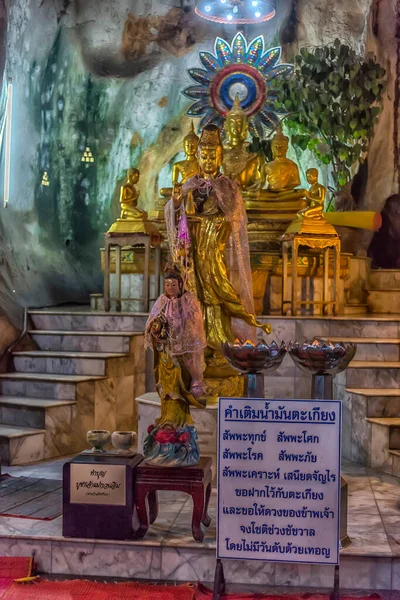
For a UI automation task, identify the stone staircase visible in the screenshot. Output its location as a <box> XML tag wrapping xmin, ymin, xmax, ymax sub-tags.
<box><xmin>0</xmin><ymin>310</ymin><xmax>148</xmax><ymax>465</ymax></box>
<box><xmin>331</xmin><ymin>334</ymin><xmax>400</xmax><ymax>477</ymax></box>
<box><xmin>367</xmin><ymin>269</ymin><xmax>400</xmax><ymax>314</ymax></box>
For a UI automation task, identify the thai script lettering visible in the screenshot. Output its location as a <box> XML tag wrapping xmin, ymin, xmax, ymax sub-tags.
<box><xmin>277</xmin><ymin>431</ymin><xmax>319</xmax><ymax>444</ymax></box>
<box><xmin>222</xmin><ymin>503</ymin><xmax>335</xmax><ymax>519</ymax></box>
<box><xmin>224</xmin><ymin>403</ymin><xmax>336</xmax><ymax>424</ymax></box>
<box><xmin>223</xmin><ymin>447</ymin><xmax>264</xmax><ymax>460</ymax></box>
<box><xmin>279</xmin><ymin>450</ymin><xmax>317</xmax><ymax>463</ymax></box>
<box><xmin>239</xmin><ymin>522</ymin><xmax>316</xmax><ymax>537</ymax></box>
<box><xmin>225</xmin><ymin>538</ymin><xmax>331</xmax><ymax>558</ymax></box>
<box><xmin>222</xmin><ymin>466</ymin><xmax>281</xmax><ymax>480</ymax></box>
<box><xmin>284</xmin><ymin>469</ymin><xmax>336</xmax><ymax>484</ymax></box>
<box><xmin>76</xmin><ymin>480</ymin><xmax>122</xmax><ymax>491</ymax></box>
<box><xmin>234</xmin><ymin>486</ymin><xmax>324</xmax><ymax>501</ymax></box>
<box><xmin>223</xmin><ymin>430</ymin><xmax>267</xmax><ymax>444</ymax></box>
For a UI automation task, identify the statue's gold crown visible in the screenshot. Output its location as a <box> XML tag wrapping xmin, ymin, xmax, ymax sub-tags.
<box><xmin>227</xmin><ymin>94</ymin><xmax>247</xmax><ymax>120</ymax></box>
<box><xmin>272</xmin><ymin>124</ymin><xmax>289</xmax><ymax>144</ymax></box>
<box><xmin>184</xmin><ymin>121</ymin><xmax>200</xmax><ymax>144</ymax></box>
<box><xmin>199</xmin><ymin>124</ymin><xmax>222</xmax><ymax>148</ymax></box>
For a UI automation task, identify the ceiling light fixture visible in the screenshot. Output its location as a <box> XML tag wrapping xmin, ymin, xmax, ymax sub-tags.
<box><xmin>195</xmin><ymin>0</ymin><xmax>275</xmax><ymax>24</ymax></box>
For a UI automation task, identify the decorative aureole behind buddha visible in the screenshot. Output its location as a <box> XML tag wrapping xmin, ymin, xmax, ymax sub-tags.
<box><xmin>222</xmin><ymin>95</ymin><xmax>264</xmax><ymax>191</ymax></box>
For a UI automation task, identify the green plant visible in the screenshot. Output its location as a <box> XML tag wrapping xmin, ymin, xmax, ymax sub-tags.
<box><xmin>270</xmin><ymin>39</ymin><xmax>386</xmax><ymax>207</ymax></box>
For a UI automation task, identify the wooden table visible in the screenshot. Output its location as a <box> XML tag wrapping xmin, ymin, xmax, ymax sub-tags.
<box><xmin>135</xmin><ymin>457</ymin><xmax>212</xmax><ymax>543</ymax></box>
<box><xmin>282</xmin><ymin>232</ymin><xmax>341</xmax><ymax>316</ymax></box>
<box><xmin>103</xmin><ymin>231</ymin><xmax>162</xmax><ymax>312</ymax></box>
<box><xmin>63</xmin><ymin>453</ymin><xmax>143</xmax><ymax>540</ymax></box>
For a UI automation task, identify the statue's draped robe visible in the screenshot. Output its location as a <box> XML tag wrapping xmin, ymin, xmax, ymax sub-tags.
<box><xmin>165</xmin><ymin>174</ymin><xmax>264</xmax><ymax>351</ymax></box>
<box><xmin>145</xmin><ymin>292</ymin><xmax>206</xmax><ymax>428</ymax></box>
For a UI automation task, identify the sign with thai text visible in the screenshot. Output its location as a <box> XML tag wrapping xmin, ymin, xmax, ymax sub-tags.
<box><xmin>70</xmin><ymin>464</ymin><xmax>126</xmax><ymax>506</ymax></box>
<box><xmin>217</xmin><ymin>398</ymin><xmax>341</xmax><ymax>565</ymax></box>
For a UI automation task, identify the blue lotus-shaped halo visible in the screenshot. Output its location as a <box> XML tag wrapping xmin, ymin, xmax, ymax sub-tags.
<box><xmin>288</xmin><ymin>338</ymin><xmax>356</xmax><ymax>375</ymax></box>
<box><xmin>182</xmin><ymin>33</ymin><xmax>293</xmax><ymax>136</ymax></box>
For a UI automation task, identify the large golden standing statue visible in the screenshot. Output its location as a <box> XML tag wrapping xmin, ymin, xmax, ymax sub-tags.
<box><xmin>165</xmin><ymin>125</ymin><xmax>272</xmax><ymax>368</ymax></box>
<box><xmin>222</xmin><ymin>95</ymin><xmax>264</xmax><ymax>191</ymax></box>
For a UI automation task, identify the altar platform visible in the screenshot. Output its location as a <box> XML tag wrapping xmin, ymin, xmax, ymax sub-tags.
<box><xmin>0</xmin><ymin>456</ymin><xmax>400</xmax><ymax>591</ymax></box>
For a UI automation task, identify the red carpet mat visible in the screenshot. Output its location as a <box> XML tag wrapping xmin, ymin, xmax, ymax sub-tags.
<box><xmin>196</xmin><ymin>583</ymin><xmax>381</xmax><ymax>600</ymax></box>
<box><xmin>0</xmin><ymin>579</ymin><xmax>195</xmax><ymax>599</ymax></box>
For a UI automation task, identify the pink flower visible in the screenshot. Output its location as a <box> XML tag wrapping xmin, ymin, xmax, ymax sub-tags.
<box><xmin>178</xmin><ymin>432</ymin><xmax>190</xmax><ymax>444</ymax></box>
<box><xmin>147</xmin><ymin>424</ymin><xmax>155</xmax><ymax>434</ymax></box>
<box><xmin>155</xmin><ymin>429</ymin><xmax>177</xmax><ymax>444</ymax></box>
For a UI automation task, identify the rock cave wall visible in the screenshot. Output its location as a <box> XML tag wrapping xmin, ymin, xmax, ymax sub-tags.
<box><xmin>0</xmin><ymin>0</ymin><xmax>398</xmax><ymax>328</ymax></box>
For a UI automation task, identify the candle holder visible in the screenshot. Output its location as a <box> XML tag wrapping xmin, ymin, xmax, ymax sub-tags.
<box><xmin>288</xmin><ymin>338</ymin><xmax>356</xmax><ymax>400</ymax></box>
<box><xmin>222</xmin><ymin>340</ymin><xmax>287</xmax><ymax>398</ymax></box>
<box><xmin>288</xmin><ymin>338</ymin><xmax>356</xmax><ymax>550</ymax></box>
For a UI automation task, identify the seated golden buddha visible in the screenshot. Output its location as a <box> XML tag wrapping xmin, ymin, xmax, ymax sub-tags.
<box><xmin>222</xmin><ymin>95</ymin><xmax>264</xmax><ymax>191</ymax></box>
<box><xmin>286</xmin><ymin>168</ymin><xmax>337</xmax><ymax>235</ymax></box>
<box><xmin>245</xmin><ymin>126</ymin><xmax>306</xmax><ymax>210</ymax></box>
<box><xmin>159</xmin><ymin>123</ymin><xmax>200</xmax><ymax>199</ymax></box>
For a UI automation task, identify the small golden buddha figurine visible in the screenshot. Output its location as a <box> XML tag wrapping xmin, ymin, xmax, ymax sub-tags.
<box><xmin>222</xmin><ymin>95</ymin><xmax>264</xmax><ymax>190</ymax></box>
<box><xmin>159</xmin><ymin>123</ymin><xmax>200</xmax><ymax>200</ymax></box>
<box><xmin>285</xmin><ymin>168</ymin><xmax>337</xmax><ymax>235</ymax></box>
<box><xmin>108</xmin><ymin>168</ymin><xmax>159</xmax><ymax>236</ymax></box>
<box><xmin>120</xmin><ymin>168</ymin><xmax>147</xmax><ymax>220</ymax></box>
<box><xmin>172</xmin><ymin>122</ymin><xmax>200</xmax><ymax>186</ymax></box>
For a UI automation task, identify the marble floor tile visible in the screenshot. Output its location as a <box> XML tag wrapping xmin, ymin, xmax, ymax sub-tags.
<box><xmin>160</xmin><ymin>547</ymin><xmax>215</xmax><ymax>582</ymax></box>
<box><xmin>296</xmin><ymin>319</ymin><xmax>330</xmax><ymax>341</ymax></box>
<box><xmin>274</xmin><ymin>562</ymin><xmax>334</xmax><ymax>588</ymax></box>
<box><xmin>51</xmin><ymin>540</ymin><xmax>162</xmax><ymax>579</ymax></box>
<box><xmin>340</xmin><ymin>556</ymin><xmax>392</xmax><ymax>590</ymax></box>
<box><xmin>0</xmin><ymin>537</ymin><xmax>52</xmax><ymax>573</ymax></box>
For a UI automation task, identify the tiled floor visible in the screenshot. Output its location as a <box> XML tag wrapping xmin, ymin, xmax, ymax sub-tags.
<box><xmin>2</xmin><ymin>457</ymin><xmax>400</xmax><ymax>557</ymax></box>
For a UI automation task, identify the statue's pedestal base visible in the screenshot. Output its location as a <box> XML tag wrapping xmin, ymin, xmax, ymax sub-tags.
<box><xmin>285</xmin><ymin>215</ymin><xmax>338</xmax><ymax>236</ymax></box>
<box><xmin>108</xmin><ymin>218</ymin><xmax>159</xmax><ymax>235</ymax></box>
<box><xmin>137</xmin><ymin>393</ymin><xmax>218</xmax><ymax>481</ymax></box>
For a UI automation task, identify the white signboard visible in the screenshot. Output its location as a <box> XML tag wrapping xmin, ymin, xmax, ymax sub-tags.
<box><xmin>217</xmin><ymin>398</ymin><xmax>341</xmax><ymax>565</ymax></box>
<box><xmin>70</xmin><ymin>464</ymin><xmax>126</xmax><ymax>506</ymax></box>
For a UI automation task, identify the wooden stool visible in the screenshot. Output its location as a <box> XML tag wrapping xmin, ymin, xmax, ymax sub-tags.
<box><xmin>135</xmin><ymin>457</ymin><xmax>212</xmax><ymax>542</ymax></box>
<box><xmin>282</xmin><ymin>232</ymin><xmax>341</xmax><ymax>316</ymax></box>
<box><xmin>103</xmin><ymin>231</ymin><xmax>162</xmax><ymax>312</ymax></box>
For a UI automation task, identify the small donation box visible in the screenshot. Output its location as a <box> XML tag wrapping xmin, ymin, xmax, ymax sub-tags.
<box><xmin>63</xmin><ymin>453</ymin><xmax>143</xmax><ymax>540</ymax></box>
<box><xmin>217</xmin><ymin>398</ymin><xmax>341</xmax><ymax>565</ymax></box>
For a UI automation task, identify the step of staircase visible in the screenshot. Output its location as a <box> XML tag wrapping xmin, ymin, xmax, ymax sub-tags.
<box><xmin>329</xmin><ymin>337</ymin><xmax>400</xmax><ymax>361</ymax></box>
<box><xmin>28</xmin><ymin>310</ymin><xmax>148</xmax><ymax>332</ymax></box>
<box><xmin>0</xmin><ymin>425</ymin><xmax>46</xmax><ymax>465</ymax></box>
<box><xmin>367</xmin><ymin>290</ymin><xmax>400</xmax><ymax>314</ymax></box>
<box><xmin>343</xmin><ymin>303</ymin><xmax>368</xmax><ymax>315</ymax></box>
<box><xmin>345</xmin><ymin>388</ymin><xmax>400</xmax><ymax>418</ymax></box>
<box><xmin>344</xmin><ymin>361</ymin><xmax>400</xmax><ymax>388</ymax></box>
<box><xmin>0</xmin><ymin>372</ymin><xmax>105</xmax><ymax>400</ymax></box>
<box><xmin>29</xmin><ymin>330</ymin><xmax>142</xmax><ymax>353</ymax></box>
<box><xmin>0</xmin><ymin>396</ymin><xmax>76</xmax><ymax>428</ymax></box>
<box><xmin>12</xmin><ymin>351</ymin><xmax>130</xmax><ymax>377</ymax></box>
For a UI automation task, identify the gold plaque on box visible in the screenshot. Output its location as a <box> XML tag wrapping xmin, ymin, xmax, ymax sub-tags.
<box><xmin>70</xmin><ymin>464</ymin><xmax>126</xmax><ymax>506</ymax></box>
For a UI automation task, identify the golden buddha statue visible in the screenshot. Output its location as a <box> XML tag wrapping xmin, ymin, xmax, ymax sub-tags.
<box><xmin>108</xmin><ymin>168</ymin><xmax>159</xmax><ymax>235</ymax></box>
<box><xmin>165</xmin><ymin>124</ymin><xmax>272</xmax><ymax>399</ymax></box>
<box><xmin>245</xmin><ymin>126</ymin><xmax>306</xmax><ymax>211</ymax></box>
<box><xmin>285</xmin><ymin>168</ymin><xmax>337</xmax><ymax>235</ymax></box>
<box><xmin>222</xmin><ymin>95</ymin><xmax>264</xmax><ymax>190</ymax></box>
<box><xmin>159</xmin><ymin>123</ymin><xmax>200</xmax><ymax>200</ymax></box>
